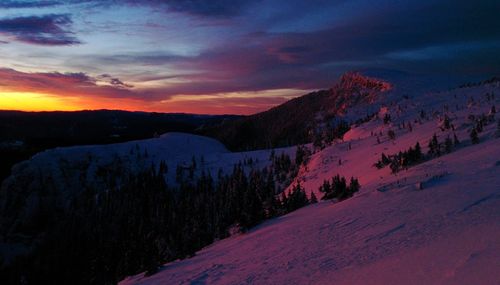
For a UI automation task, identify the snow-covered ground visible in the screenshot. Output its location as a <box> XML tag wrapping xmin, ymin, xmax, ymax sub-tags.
<box><xmin>121</xmin><ymin>82</ymin><xmax>500</xmax><ymax>285</ymax></box>
<box><xmin>121</xmin><ymin>137</ymin><xmax>500</xmax><ymax>285</ymax></box>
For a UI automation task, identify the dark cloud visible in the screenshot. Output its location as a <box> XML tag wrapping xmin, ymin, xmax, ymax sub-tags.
<box><xmin>28</xmin><ymin>0</ymin><xmax>257</xmax><ymax>17</ymax></box>
<box><xmin>0</xmin><ymin>14</ymin><xmax>81</xmax><ymax>45</ymax></box>
<box><xmin>163</xmin><ymin>0</ymin><xmax>255</xmax><ymax>17</ymax></box>
<box><xmin>0</xmin><ymin>0</ymin><xmax>61</xmax><ymax>8</ymax></box>
<box><xmin>2</xmin><ymin>0</ymin><xmax>257</xmax><ymax>17</ymax></box>
<box><xmin>98</xmin><ymin>74</ymin><xmax>134</xmax><ymax>88</ymax></box>
<box><xmin>82</xmin><ymin>0</ymin><xmax>256</xmax><ymax>17</ymax></box>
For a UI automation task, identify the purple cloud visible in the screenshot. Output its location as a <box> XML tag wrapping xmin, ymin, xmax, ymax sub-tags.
<box><xmin>0</xmin><ymin>68</ymin><xmax>138</xmax><ymax>99</ymax></box>
<box><xmin>0</xmin><ymin>14</ymin><xmax>81</xmax><ymax>46</ymax></box>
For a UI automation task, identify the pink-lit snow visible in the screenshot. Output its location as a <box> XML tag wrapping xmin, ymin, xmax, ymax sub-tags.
<box><xmin>121</xmin><ymin>83</ymin><xmax>500</xmax><ymax>284</ymax></box>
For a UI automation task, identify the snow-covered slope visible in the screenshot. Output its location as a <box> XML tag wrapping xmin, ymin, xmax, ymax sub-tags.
<box><xmin>121</xmin><ymin>81</ymin><xmax>500</xmax><ymax>285</ymax></box>
<box><xmin>289</xmin><ymin>80</ymin><xmax>499</xmax><ymax>197</ymax></box>
<box><xmin>121</xmin><ymin>138</ymin><xmax>500</xmax><ymax>285</ymax></box>
<box><xmin>1</xmin><ymin>132</ymin><xmax>294</xmax><ymax>198</ymax></box>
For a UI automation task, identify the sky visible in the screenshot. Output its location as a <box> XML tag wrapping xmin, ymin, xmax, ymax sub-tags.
<box><xmin>0</xmin><ymin>0</ymin><xmax>498</xmax><ymax>114</ymax></box>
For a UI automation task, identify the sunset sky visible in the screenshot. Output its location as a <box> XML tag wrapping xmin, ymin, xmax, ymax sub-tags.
<box><xmin>0</xmin><ymin>0</ymin><xmax>498</xmax><ymax>114</ymax></box>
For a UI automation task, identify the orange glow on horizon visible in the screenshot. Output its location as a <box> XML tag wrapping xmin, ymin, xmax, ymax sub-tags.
<box><xmin>0</xmin><ymin>91</ymin><xmax>151</xmax><ymax>113</ymax></box>
<box><xmin>0</xmin><ymin>91</ymin><xmax>82</xmax><ymax>112</ymax></box>
<box><xmin>1</xmin><ymin>89</ymin><xmax>308</xmax><ymax>115</ymax></box>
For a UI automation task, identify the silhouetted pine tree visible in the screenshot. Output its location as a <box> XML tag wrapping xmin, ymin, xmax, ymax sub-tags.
<box><xmin>348</xmin><ymin>177</ymin><xmax>361</xmax><ymax>196</ymax></box>
<box><xmin>443</xmin><ymin>115</ymin><xmax>451</xmax><ymax>129</ymax></box>
<box><xmin>286</xmin><ymin>183</ymin><xmax>309</xmax><ymax>212</ymax></box>
<box><xmin>470</xmin><ymin>128</ymin><xmax>479</xmax><ymax>144</ymax></box>
<box><xmin>310</xmin><ymin>191</ymin><xmax>318</xmax><ymax>204</ymax></box>
<box><xmin>453</xmin><ymin>133</ymin><xmax>460</xmax><ymax>146</ymax></box>
<box><xmin>383</xmin><ymin>113</ymin><xmax>391</xmax><ymax>124</ymax></box>
<box><xmin>444</xmin><ymin>136</ymin><xmax>453</xmax><ymax>153</ymax></box>
<box><xmin>414</xmin><ymin>142</ymin><xmax>422</xmax><ymax>160</ymax></box>
<box><xmin>428</xmin><ymin>133</ymin><xmax>440</xmax><ymax>156</ymax></box>
<box><xmin>388</xmin><ymin>130</ymin><xmax>396</xmax><ymax>140</ymax></box>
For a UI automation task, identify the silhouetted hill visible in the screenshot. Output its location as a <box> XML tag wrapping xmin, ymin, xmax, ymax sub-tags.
<box><xmin>199</xmin><ymin>72</ymin><xmax>392</xmax><ymax>151</ymax></box>
<box><xmin>0</xmin><ymin>110</ymin><xmax>238</xmax><ymax>183</ymax></box>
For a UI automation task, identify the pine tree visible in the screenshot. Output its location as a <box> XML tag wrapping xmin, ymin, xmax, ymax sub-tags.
<box><xmin>453</xmin><ymin>133</ymin><xmax>460</xmax><ymax>146</ymax></box>
<box><xmin>420</xmin><ymin>110</ymin><xmax>425</xmax><ymax>119</ymax></box>
<box><xmin>476</xmin><ymin>121</ymin><xmax>483</xmax><ymax>133</ymax></box>
<box><xmin>381</xmin><ymin>153</ymin><xmax>390</xmax><ymax>165</ymax></box>
<box><xmin>319</xmin><ymin>179</ymin><xmax>332</xmax><ymax>200</ymax></box>
<box><xmin>414</xmin><ymin>142</ymin><xmax>422</xmax><ymax>161</ymax></box>
<box><xmin>444</xmin><ymin>136</ymin><xmax>453</xmax><ymax>153</ymax></box>
<box><xmin>266</xmin><ymin>194</ymin><xmax>280</xmax><ymax>218</ymax></box>
<box><xmin>295</xmin><ymin>145</ymin><xmax>309</xmax><ymax>166</ymax></box>
<box><xmin>383</xmin><ymin>113</ymin><xmax>391</xmax><ymax>124</ymax></box>
<box><xmin>287</xmin><ymin>183</ymin><xmax>309</xmax><ymax>212</ymax></box>
<box><xmin>348</xmin><ymin>177</ymin><xmax>360</xmax><ymax>196</ymax></box>
<box><xmin>443</xmin><ymin>115</ymin><xmax>451</xmax><ymax>129</ymax></box>
<box><xmin>241</xmin><ymin>185</ymin><xmax>264</xmax><ymax>229</ymax></box>
<box><xmin>470</xmin><ymin>127</ymin><xmax>479</xmax><ymax>144</ymax></box>
<box><xmin>310</xmin><ymin>191</ymin><xmax>318</xmax><ymax>204</ymax></box>
<box><xmin>389</xmin><ymin>158</ymin><xmax>401</xmax><ymax>173</ymax></box>
<box><xmin>428</xmin><ymin>134</ymin><xmax>439</xmax><ymax>156</ymax></box>
<box><xmin>336</xmin><ymin>176</ymin><xmax>349</xmax><ymax>200</ymax></box>
<box><xmin>388</xmin><ymin>130</ymin><xmax>396</xmax><ymax>140</ymax></box>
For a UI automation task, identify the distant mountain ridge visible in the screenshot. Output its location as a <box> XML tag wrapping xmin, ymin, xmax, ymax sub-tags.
<box><xmin>199</xmin><ymin>72</ymin><xmax>393</xmax><ymax>151</ymax></box>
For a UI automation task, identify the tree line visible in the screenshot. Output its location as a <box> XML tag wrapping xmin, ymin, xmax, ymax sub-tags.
<box><xmin>1</xmin><ymin>159</ymin><xmax>316</xmax><ymax>285</ymax></box>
